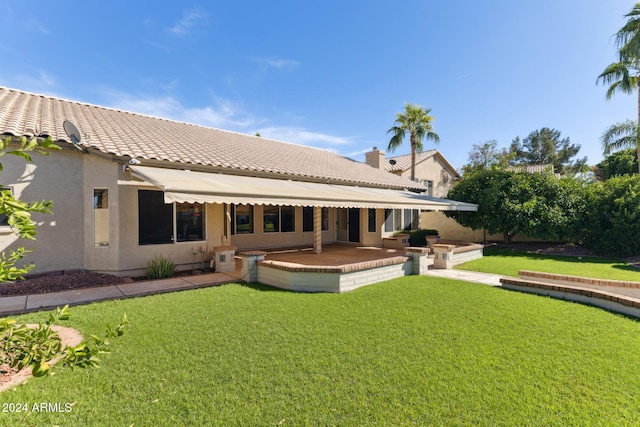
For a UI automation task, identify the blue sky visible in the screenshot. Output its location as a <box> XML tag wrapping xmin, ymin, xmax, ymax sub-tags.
<box><xmin>1</xmin><ymin>1</ymin><xmax>637</xmax><ymax>170</ymax></box>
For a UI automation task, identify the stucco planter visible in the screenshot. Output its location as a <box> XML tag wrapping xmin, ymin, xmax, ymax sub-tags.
<box><xmin>425</xmin><ymin>235</ymin><xmax>441</xmax><ymax>246</ymax></box>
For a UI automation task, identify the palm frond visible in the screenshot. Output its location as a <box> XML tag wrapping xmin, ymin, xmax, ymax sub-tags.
<box><xmin>597</xmin><ymin>62</ymin><xmax>635</xmax><ymax>98</ymax></box>
<box><xmin>386</xmin><ymin>127</ymin><xmax>405</xmax><ymax>152</ymax></box>
<box><xmin>387</xmin><ymin>103</ymin><xmax>439</xmax><ymax>155</ymax></box>
<box><xmin>601</xmin><ymin>120</ymin><xmax>640</xmax><ymax>154</ymax></box>
<box><xmin>616</xmin><ymin>4</ymin><xmax>640</xmax><ymax>48</ymax></box>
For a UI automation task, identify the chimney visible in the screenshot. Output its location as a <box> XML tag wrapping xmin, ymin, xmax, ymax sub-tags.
<box><xmin>365</xmin><ymin>147</ymin><xmax>386</xmax><ymax>169</ymax></box>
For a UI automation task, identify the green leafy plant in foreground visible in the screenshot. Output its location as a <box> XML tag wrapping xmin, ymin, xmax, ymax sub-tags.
<box><xmin>145</xmin><ymin>255</ymin><xmax>177</xmax><ymax>280</ymax></box>
<box><xmin>0</xmin><ymin>305</ymin><xmax>127</xmax><ymax>378</ymax></box>
<box><xmin>0</xmin><ymin>136</ymin><xmax>60</xmax><ymax>282</ymax></box>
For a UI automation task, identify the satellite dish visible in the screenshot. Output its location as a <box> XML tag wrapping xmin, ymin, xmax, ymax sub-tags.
<box><xmin>63</xmin><ymin>120</ymin><xmax>82</xmax><ymax>146</ymax></box>
<box><xmin>389</xmin><ymin>159</ymin><xmax>397</xmax><ymax>165</ymax></box>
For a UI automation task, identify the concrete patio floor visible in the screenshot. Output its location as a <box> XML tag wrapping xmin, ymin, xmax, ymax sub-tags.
<box><xmin>262</xmin><ymin>244</ymin><xmax>407</xmax><ymax>266</ymax></box>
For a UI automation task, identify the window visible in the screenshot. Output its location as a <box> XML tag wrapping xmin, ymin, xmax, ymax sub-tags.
<box><xmin>303</xmin><ymin>207</ymin><xmax>329</xmax><ymax>232</ymax></box>
<box><xmin>368</xmin><ymin>208</ymin><xmax>376</xmax><ymax>232</ymax></box>
<box><xmin>403</xmin><ymin>209</ymin><xmax>419</xmax><ymax>231</ymax></box>
<box><xmin>93</xmin><ymin>189</ymin><xmax>109</xmax><ymax>247</ymax></box>
<box><xmin>303</xmin><ymin>207</ymin><xmax>313</xmax><ymax>232</ymax></box>
<box><xmin>384</xmin><ymin>209</ymin><xmax>393</xmax><ymax>232</ymax></box>
<box><xmin>384</xmin><ymin>209</ymin><xmax>403</xmax><ymax>232</ymax></box>
<box><xmin>281</xmin><ymin>206</ymin><xmax>295</xmax><ymax>232</ymax></box>
<box><xmin>232</xmin><ymin>204</ymin><xmax>254</xmax><ymax>234</ymax></box>
<box><xmin>263</xmin><ymin>206</ymin><xmax>279</xmax><ymax>232</ymax></box>
<box><xmin>322</xmin><ymin>208</ymin><xmax>329</xmax><ymax>231</ymax></box>
<box><xmin>394</xmin><ymin>209</ymin><xmax>401</xmax><ymax>231</ymax></box>
<box><xmin>176</xmin><ymin>202</ymin><xmax>205</xmax><ymax>242</ymax></box>
<box><xmin>424</xmin><ymin>180</ymin><xmax>433</xmax><ymax>196</ymax></box>
<box><xmin>139</xmin><ymin>190</ymin><xmax>173</xmax><ymax>245</ymax></box>
<box><xmin>138</xmin><ymin>190</ymin><xmax>206</xmax><ymax>245</ymax></box>
<box><xmin>264</xmin><ymin>206</ymin><xmax>295</xmax><ymax>233</ymax></box>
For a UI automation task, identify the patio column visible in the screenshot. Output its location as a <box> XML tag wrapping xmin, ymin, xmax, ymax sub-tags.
<box><xmin>314</xmin><ymin>206</ymin><xmax>322</xmax><ymax>254</ymax></box>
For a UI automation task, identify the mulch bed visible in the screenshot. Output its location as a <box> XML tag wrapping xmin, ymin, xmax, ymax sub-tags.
<box><xmin>0</xmin><ymin>272</ymin><xmax>130</xmax><ymax>297</ymax></box>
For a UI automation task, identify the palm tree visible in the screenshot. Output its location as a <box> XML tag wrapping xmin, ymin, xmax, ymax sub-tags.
<box><xmin>600</xmin><ymin>120</ymin><xmax>640</xmax><ymax>173</ymax></box>
<box><xmin>616</xmin><ymin>3</ymin><xmax>640</xmax><ymax>60</ymax></box>
<box><xmin>597</xmin><ymin>4</ymin><xmax>640</xmax><ymax>172</ymax></box>
<box><xmin>387</xmin><ymin>103</ymin><xmax>440</xmax><ymax>182</ymax></box>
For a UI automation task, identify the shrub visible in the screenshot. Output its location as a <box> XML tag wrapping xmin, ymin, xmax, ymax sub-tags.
<box><xmin>145</xmin><ymin>256</ymin><xmax>177</xmax><ymax>280</ymax></box>
<box><xmin>582</xmin><ymin>175</ymin><xmax>640</xmax><ymax>257</ymax></box>
<box><xmin>403</xmin><ymin>229</ymin><xmax>439</xmax><ymax>247</ymax></box>
<box><xmin>446</xmin><ymin>170</ymin><xmax>587</xmax><ymax>243</ymax></box>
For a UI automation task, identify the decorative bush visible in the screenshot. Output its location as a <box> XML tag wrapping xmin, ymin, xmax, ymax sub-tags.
<box><xmin>394</xmin><ymin>229</ymin><xmax>439</xmax><ymax>247</ymax></box>
<box><xmin>145</xmin><ymin>256</ymin><xmax>177</xmax><ymax>280</ymax></box>
<box><xmin>417</xmin><ymin>229</ymin><xmax>437</xmax><ymax>247</ymax></box>
<box><xmin>582</xmin><ymin>175</ymin><xmax>640</xmax><ymax>257</ymax></box>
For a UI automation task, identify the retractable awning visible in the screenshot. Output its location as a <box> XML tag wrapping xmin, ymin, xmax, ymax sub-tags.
<box><xmin>128</xmin><ymin>165</ymin><xmax>477</xmax><ymax>211</ymax></box>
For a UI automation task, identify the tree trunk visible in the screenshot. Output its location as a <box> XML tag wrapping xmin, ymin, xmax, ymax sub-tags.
<box><xmin>637</xmin><ymin>77</ymin><xmax>640</xmax><ymax>174</ymax></box>
<box><xmin>503</xmin><ymin>231</ymin><xmax>514</xmax><ymax>243</ymax></box>
<box><xmin>410</xmin><ymin>131</ymin><xmax>416</xmax><ymax>182</ymax></box>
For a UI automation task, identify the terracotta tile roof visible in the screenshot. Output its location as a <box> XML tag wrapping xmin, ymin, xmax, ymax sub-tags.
<box><xmin>0</xmin><ymin>87</ymin><xmax>423</xmax><ymax>190</ymax></box>
<box><xmin>385</xmin><ymin>150</ymin><xmax>438</xmax><ymax>171</ymax></box>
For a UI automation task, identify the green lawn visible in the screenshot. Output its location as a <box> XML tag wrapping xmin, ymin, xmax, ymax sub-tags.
<box><xmin>2</xmin><ymin>278</ymin><xmax>640</xmax><ymax>425</ymax></box>
<box><xmin>456</xmin><ymin>247</ymin><xmax>640</xmax><ymax>281</ymax></box>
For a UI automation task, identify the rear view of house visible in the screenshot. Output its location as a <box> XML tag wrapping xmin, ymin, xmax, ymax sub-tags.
<box><xmin>0</xmin><ymin>87</ymin><xmax>475</xmax><ymax>277</ymax></box>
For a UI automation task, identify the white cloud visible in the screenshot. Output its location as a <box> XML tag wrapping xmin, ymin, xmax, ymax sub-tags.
<box><xmin>1</xmin><ymin>71</ymin><xmax>57</xmax><ymax>93</ymax></box>
<box><xmin>251</xmin><ymin>56</ymin><xmax>300</xmax><ymax>70</ymax></box>
<box><xmin>100</xmin><ymin>89</ymin><xmax>354</xmax><ymax>152</ymax></box>
<box><xmin>102</xmin><ymin>90</ymin><xmax>258</xmax><ymax>129</ymax></box>
<box><xmin>255</xmin><ymin>126</ymin><xmax>352</xmax><ymax>147</ymax></box>
<box><xmin>169</xmin><ymin>7</ymin><xmax>208</xmax><ymax>36</ymax></box>
<box><xmin>26</xmin><ymin>19</ymin><xmax>49</xmax><ymax>35</ymax></box>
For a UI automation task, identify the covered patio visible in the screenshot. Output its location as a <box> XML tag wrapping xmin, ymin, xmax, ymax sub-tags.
<box><xmin>239</xmin><ymin>244</ymin><xmax>432</xmax><ymax>293</ymax></box>
<box><xmin>129</xmin><ymin>165</ymin><xmax>478</xmax><ymax>256</ymax></box>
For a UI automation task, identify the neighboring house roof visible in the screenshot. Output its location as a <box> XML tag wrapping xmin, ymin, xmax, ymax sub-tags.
<box><xmin>385</xmin><ymin>150</ymin><xmax>460</xmax><ymax>178</ymax></box>
<box><xmin>0</xmin><ymin>87</ymin><xmax>422</xmax><ymax>190</ymax></box>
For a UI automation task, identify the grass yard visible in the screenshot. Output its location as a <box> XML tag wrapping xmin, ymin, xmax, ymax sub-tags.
<box><xmin>2</xmin><ymin>277</ymin><xmax>640</xmax><ymax>425</ymax></box>
<box><xmin>456</xmin><ymin>247</ymin><xmax>640</xmax><ymax>281</ymax></box>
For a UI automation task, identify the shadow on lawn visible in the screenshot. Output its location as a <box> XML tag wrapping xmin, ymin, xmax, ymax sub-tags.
<box><xmin>239</xmin><ymin>282</ymin><xmax>292</xmax><ymax>293</ymax></box>
<box><xmin>483</xmin><ymin>248</ymin><xmax>627</xmax><ymax>266</ymax></box>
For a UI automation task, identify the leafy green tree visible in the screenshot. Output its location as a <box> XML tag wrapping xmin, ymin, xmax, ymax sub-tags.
<box><xmin>461</xmin><ymin>140</ymin><xmax>514</xmax><ymax>175</ymax></box>
<box><xmin>0</xmin><ymin>136</ymin><xmax>59</xmax><ymax>281</ymax></box>
<box><xmin>387</xmin><ymin>103</ymin><xmax>440</xmax><ymax>182</ymax></box>
<box><xmin>597</xmin><ymin>3</ymin><xmax>640</xmax><ymax>173</ymax></box>
<box><xmin>583</xmin><ymin>175</ymin><xmax>640</xmax><ymax>257</ymax></box>
<box><xmin>444</xmin><ymin>169</ymin><xmax>586</xmax><ymax>243</ymax></box>
<box><xmin>594</xmin><ymin>147</ymin><xmax>638</xmax><ymax>180</ymax></box>
<box><xmin>509</xmin><ymin>128</ymin><xmax>587</xmax><ymax>175</ymax></box>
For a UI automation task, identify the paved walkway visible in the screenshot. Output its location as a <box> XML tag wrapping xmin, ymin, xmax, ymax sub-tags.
<box><xmin>0</xmin><ymin>270</ymin><xmax>243</xmax><ymax>316</ymax></box>
<box><xmin>423</xmin><ymin>269</ymin><xmax>504</xmax><ymax>286</ymax></box>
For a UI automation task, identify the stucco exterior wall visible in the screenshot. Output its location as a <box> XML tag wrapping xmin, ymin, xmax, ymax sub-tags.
<box><xmin>0</xmin><ymin>149</ymin><xmax>85</xmax><ymax>273</ymax></box>
<box><xmin>83</xmin><ymin>154</ymin><xmax>120</xmax><ymax>272</ymax></box>
<box><xmin>421</xmin><ymin>211</ymin><xmax>548</xmax><ymax>243</ymax></box>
